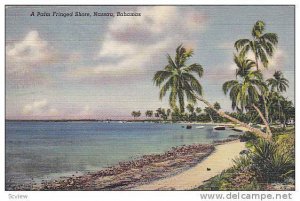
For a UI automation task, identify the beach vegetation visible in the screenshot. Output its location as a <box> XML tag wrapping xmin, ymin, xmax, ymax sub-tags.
<box><xmin>145</xmin><ymin>110</ymin><xmax>154</xmax><ymax>118</ymax></box>
<box><xmin>131</xmin><ymin>111</ymin><xmax>141</xmax><ymax>119</ymax></box>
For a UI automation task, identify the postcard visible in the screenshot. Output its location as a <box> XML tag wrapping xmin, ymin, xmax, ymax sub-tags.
<box><xmin>5</xmin><ymin>5</ymin><xmax>295</xmax><ymax>193</ymax></box>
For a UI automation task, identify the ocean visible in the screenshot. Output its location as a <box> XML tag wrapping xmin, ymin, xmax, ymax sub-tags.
<box><xmin>5</xmin><ymin>121</ymin><xmax>238</xmax><ymax>187</ymax></box>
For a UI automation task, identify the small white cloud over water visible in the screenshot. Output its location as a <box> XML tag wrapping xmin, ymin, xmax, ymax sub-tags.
<box><xmin>22</xmin><ymin>99</ymin><xmax>59</xmax><ymax>117</ymax></box>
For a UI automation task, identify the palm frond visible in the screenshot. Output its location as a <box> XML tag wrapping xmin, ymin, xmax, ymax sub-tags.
<box><xmin>167</xmin><ymin>54</ymin><xmax>178</xmax><ymax>69</ymax></box>
<box><xmin>159</xmin><ymin>78</ymin><xmax>173</xmax><ymax>100</ymax></box>
<box><xmin>183</xmin><ymin>63</ymin><xmax>203</xmax><ymax>78</ymax></box>
<box><xmin>234</xmin><ymin>39</ymin><xmax>250</xmax><ymax>51</ymax></box>
<box><xmin>222</xmin><ymin>80</ymin><xmax>239</xmax><ymax>94</ymax></box>
<box><xmin>153</xmin><ymin>70</ymin><xmax>172</xmax><ymax>86</ymax></box>
<box><xmin>261</xmin><ymin>33</ymin><xmax>278</xmax><ymax>45</ymax></box>
<box><xmin>257</xmin><ymin>48</ymin><xmax>269</xmax><ymax>68</ymax></box>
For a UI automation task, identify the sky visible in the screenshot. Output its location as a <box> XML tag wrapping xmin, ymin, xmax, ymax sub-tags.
<box><xmin>5</xmin><ymin>5</ymin><xmax>295</xmax><ymax>120</ymax></box>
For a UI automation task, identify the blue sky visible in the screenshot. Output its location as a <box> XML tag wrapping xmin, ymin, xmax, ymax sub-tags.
<box><xmin>5</xmin><ymin>6</ymin><xmax>294</xmax><ymax>120</ymax></box>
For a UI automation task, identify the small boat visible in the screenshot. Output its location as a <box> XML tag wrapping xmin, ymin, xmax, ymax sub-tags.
<box><xmin>196</xmin><ymin>126</ymin><xmax>205</xmax><ymax>129</ymax></box>
<box><xmin>213</xmin><ymin>126</ymin><xmax>226</xmax><ymax>130</ymax></box>
<box><xmin>186</xmin><ymin>125</ymin><xmax>192</xmax><ymax>129</ymax></box>
<box><xmin>232</xmin><ymin>128</ymin><xmax>243</xmax><ymax>132</ymax></box>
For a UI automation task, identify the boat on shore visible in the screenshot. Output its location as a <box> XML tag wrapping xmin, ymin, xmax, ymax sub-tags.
<box><xmin>213</xmin><ymin>126</ymin><xmax>226</xmax><ymax>130</ymax></box>
<box><xmin>186</xmin><ymin>125</ymin><xmax>192</xmax><ymax>129</ymax></box>
<box><xmin>231</xmin><ymin>128</ymin><xmax>244</xmax><ymax>132</ymax></box>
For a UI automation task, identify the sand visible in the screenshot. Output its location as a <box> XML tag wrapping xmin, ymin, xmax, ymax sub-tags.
<box><xmin>134</xmin><ymin>140</ymin><xmax>245</xmax><ymax>190</ymax></box>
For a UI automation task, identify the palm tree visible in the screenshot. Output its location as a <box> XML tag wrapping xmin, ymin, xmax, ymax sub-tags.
<box><xmin>154</xmin><ymin>45</ymin><xmax>271</xmax><ymax>140</ymax></box>
<box><xmin>223</xmin><ymin>55</ymin><xmax>272</xmax><ymax>136</ymax></box>
<box><xmin>166</xmin><ymin>108</ymin><xmax>171</xmax><ymax>119</ymax></box>
<box><xmin>186</xmin><ymin>104</ymin><xmax>196</xmax><ymax>121</ymax></box>
<box><xmin>131</xmin><ymin>111</ymin><xmax>141</xmax><ymax>120</ymax></box>
<box><xmin>213</xmin><ymin>102</ymin><xmax>221</xmax><ymax>122</ymax></box>
<box><xmin>195</xmin><ymin>107</ymin><xmax>202</xmax><ymax>114</ymax></box>
<box><xmin>204</xmin><ymin>107</ymin><xmax>214</xmax><ymax>123</ymax></box>
<box><xmin>234</xmin><ymin>20</ymin><xmax>278</xmax><ymax>70</ymax></box>
<box><xmin>223</xmin><ymin>56</ymin><xmax>264</xmax><ymax>112</ymax></box>
<box><xmin>267</xmin><ymin>71</ymin><xmax>289</xmax><ymax>92</ymax></box>
<box><xmin>266</xmin><ymin>71</ymin><xmax>289</xmax><ymax>124</ymax></box>
<box><xmin>186</xmin><ymin>104</ymin><xmax>195</xmax><ymax>114</ymax></box>
<box><xmin>153</xmin><ymin>45</ymin><xmax>203</xmax><ymax>113</ymax></box>
<box><xmin>268</xmin><ymin>92</ymin><xmax>284</xmax><ymax>123</ymax></box>
<box><xmin>213</xmin><ymin>102</ymin><xmax>221</xmax><ymax>110</ymax></box>
<box><xmin>145</xmin><ymin>110</ymin><xmax>153</xmax><ymax>118</ymax></box>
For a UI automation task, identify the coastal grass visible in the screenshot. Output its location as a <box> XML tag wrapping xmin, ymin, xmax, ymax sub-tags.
<box><xmin>194</xmin><ymin>127</ymin><xmax>295</xmax><ymax>191</ymax></box>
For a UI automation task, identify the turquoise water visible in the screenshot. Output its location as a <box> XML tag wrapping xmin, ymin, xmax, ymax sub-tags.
<box><xmin>5</xmin><ymin>121</ymin><xmax>238</xmax><ymax>187</ymax></box>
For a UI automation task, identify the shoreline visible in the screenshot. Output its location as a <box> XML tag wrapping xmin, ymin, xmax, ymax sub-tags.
<box><xmin>8</xmin><ymin>138</ymin><xmax>241</xmax><ymax>191</ymax></box>
<box><xmin>135</xmin><ymin>140</ymin><xmax>245</xmax><ymax>190</ymax></box>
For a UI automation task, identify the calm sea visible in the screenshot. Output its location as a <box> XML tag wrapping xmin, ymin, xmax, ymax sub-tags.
<box><xmin>5</xmin><ymin>121</ymin><xmax>238</xmax><ymax>187</ymax></box>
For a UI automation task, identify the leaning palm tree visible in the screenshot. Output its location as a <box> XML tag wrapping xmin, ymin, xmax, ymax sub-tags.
<box><xmin>266</xmin><ymin>70</ymin><xmax>289</xmax><ymax>92</ymax></box>
<box><xmin>223</xmin><ymin>55</ymin><xmax>272</xmax><ymax>136</ymax></box>
<box><xmin>234</xmin><ymin>20</ymin><xmax>278</xmax><ymax>70</ymax></box>
<box><xmin>154</xmin><ymin>45</ymin><xmax>271</xmax><ymax>140</ymax></box>
<box><xmin>153</xmin><ymin>45</ymin><xmax>203</xmax><ymax>113</ymax></box>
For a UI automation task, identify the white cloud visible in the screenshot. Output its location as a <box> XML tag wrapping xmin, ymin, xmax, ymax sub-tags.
<box><xmin>71</xmin><ymin>6</ymin><xmax>208</xmax><ymax>79</ymax></box>
<box><xmin>22</xmin><ymin>99</ymin><xmax>59</xmax><ymax>117</ymax></box>
<box><xmin>7</xmin><ymin>31</ymin><xmax>53</xmax><ymax>63</ymax></box>
<box><xmin>244</xmin><ymin>48</ymin><xmax>287</xmax><ymax>78</ymax></box>
<box><xmin>6</xmin><ymin>31</ymin><xmax>56</xmax><ymax>87</ymax></box>
<box><xmin>208</xmin><ymin>47</ymin><xmax>287</xmax><ymax>85</ymax></box>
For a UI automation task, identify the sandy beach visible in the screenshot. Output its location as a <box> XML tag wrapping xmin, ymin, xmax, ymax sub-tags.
<box><xmin>134</xmin><ymin>140</ymin><xmax>245</xmax><ymax>190</ymax></box>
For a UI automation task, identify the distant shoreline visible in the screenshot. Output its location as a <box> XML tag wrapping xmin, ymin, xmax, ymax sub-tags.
<box><xmin>5</xmin><ymin>119</ymin><xmax>232</xmax><ymax>124</ymax></box>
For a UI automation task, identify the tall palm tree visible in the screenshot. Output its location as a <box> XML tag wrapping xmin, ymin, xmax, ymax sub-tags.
<box><xmin>153</xmin><ymin>45</ymin><xmax>203</xmax><ymax>113</ymax></box>
<box><xmin>154</xmin><ymin>45</ymin><xmax>271</xmax><ymax>140</ymax></box>
<box><xmin>223</xmin><ymin>55</ymin><xmax>272</xmax><ymax>136</ymax></box>
<box><xmin>234</xmin><ymin>20</ymin><xmax>278</xmax><ymax>70</ymax></box>
<box><xmin>267</xmin><ymin>71</ymin><xmax>289</xmax><ymax>92</ymax></box>
<box><xmin>268</xmin><ymin>92</ymin><xmax>284</xmax><ymax>123</ymax></box>
<box><xmin>266</xmin><ymin>71</ymin><xmax>289</xmax><ymax>124</ymax></box>
<box><xmin>233</xmin><ymin>54</ymin><xmax>270</xmax><ymax>124</ymax></box>
<box><xmin>223</xmin><ymin>56</ymin><xmax>265</xmax><ymax>112</ymax></box>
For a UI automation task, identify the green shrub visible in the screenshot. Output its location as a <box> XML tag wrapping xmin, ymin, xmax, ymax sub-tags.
<box><xmin>232</xmin><ymin>155</ymin><xmax>252</xmax><ymax>170</ymax></box>
<box><xmin>250</xmin><ymin>139</ymin><xmax>294</xmax><ymax>182</ymax></box>
<box><xmin>197</xmin><ymin>168</ymin><xmax>260</xmax><ymax>191</ymax></box>
<box><xmin>239</xmin><ymin>131</ymin><xmax>258</xmax><ymax>142</ymax></box>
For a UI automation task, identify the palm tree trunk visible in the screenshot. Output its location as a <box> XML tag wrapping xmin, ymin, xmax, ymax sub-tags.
<box><xmin>252</xmin><ymin>104</ymin><xmax>272</xmax><ymax>137</ymax></box>
<box><xmin>209</xmin><ymin>114</ymin><xmax>214</xmax><ymax>123</ymax></box>
<box><xmin>262</xmin><ymin>95</ymin><xmax>269</xmax><ymax>123</ymax></box>
<box><xmin>195</xmin><ymin>95</ymin><xmax>271</xmax><ymax>141</ymax></box>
